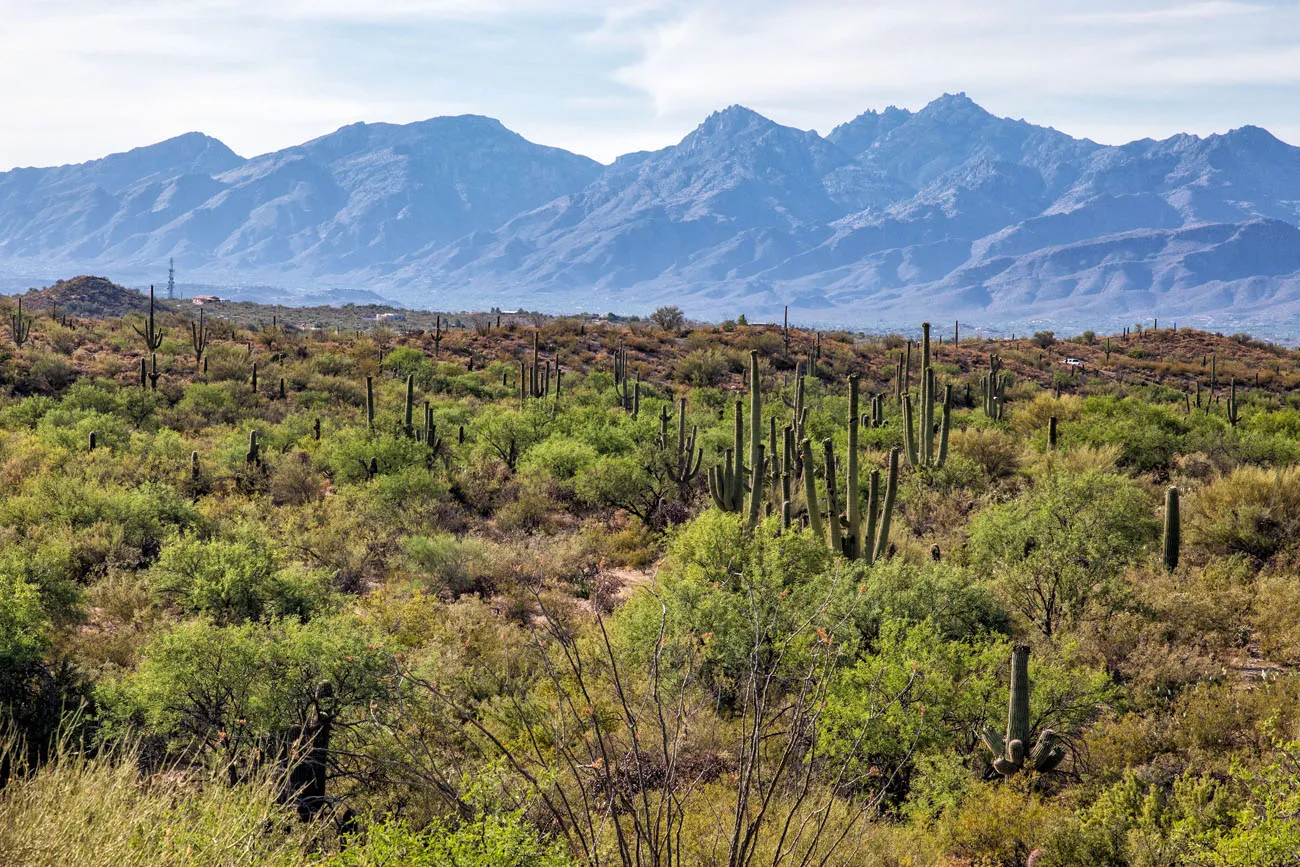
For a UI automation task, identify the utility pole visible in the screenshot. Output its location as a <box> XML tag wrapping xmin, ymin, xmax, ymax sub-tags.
<box><xmin>166</xmin><ymin>258</ymin><xmax>175</xmax><ymax>299</ymax></box>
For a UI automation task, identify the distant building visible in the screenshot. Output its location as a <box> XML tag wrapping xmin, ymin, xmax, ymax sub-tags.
<box><xmin>372</xmin><ymin>312</ymin><xmax>406</xmax><ymax>321</ymax></box>
<box><xmin>192</xmin><ymin>295</ymin><xmax>223</xmax><ymax>305</ymax></box>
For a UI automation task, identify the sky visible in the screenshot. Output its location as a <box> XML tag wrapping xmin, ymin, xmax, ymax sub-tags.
<box><xmin>3</xmin><ymin>0</ymin><xmax>1300</xmax><ymax>169</ymax></box>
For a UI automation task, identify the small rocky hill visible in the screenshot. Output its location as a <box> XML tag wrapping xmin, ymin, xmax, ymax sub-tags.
<box><xmin>15</xmin><ymin>276</ymin><xmax>179</xmax><ymax>319</ymax></box>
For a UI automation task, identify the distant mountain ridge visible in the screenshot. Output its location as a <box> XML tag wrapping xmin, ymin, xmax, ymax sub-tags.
<box><xmin>6</xmin><ymin>94</ymin><xmax>1300</xmax><ymax>332</ymax></box>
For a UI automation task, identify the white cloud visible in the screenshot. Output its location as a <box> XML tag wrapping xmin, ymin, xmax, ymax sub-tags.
<box><xmin>604</xmin><ymin>0</ymin><xmax>1300</xmax><ymax>140</ymax></box>
<box><xmin>2</xmin><ymin>0</ymin><xmax>1300</xmax><ymax>170</ymax></box>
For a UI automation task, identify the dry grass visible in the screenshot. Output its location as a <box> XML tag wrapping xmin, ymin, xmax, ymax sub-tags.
<box><xmin>0</xmin><ymin>733</ymin><xmax>318</xmax><ymax>867</ymax></box>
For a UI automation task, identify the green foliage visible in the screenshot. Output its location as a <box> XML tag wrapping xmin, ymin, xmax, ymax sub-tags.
<box><xmin>322</xmin><ymin>813</ymin><xmax>578</xmax><ymax>867</ymax></box>
<box><xmin>968</xmin><ymin>469</ymin><xmax>1157</xmax><ymax>636</ymax></box>
<box><xmin>100</xmin><ymin>616</ymin><xmax>394</xmax><ymax>766</ymax></box>
<box><xmin>152</xmin><ymin>531</ymin><xmax>334</xmax><ymax>623</ymax></box>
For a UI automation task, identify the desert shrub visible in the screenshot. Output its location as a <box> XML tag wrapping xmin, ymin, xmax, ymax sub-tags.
<box><xmin>1072</xmin><ymin>396</ymin><xmax>1187</xmax><ymax>473</ymax></box>
<box><xmin>151</xmin><ymin>531</ymin><xmax>334</xmax><ymax>623</ymax></box>
<box><xmin>99</xmin><ymin>616</ymin><xmax>394</xmax><ymax>769</ymax></box>
<box><xmin>673</xmin><ymin>348</ymin><xmax>729</xmax><ymax>387</ymax></box>
<box><xmin>951</xmin><ymin>427</ymin><xmax>1022</xmax><ymax>480</ymax></box>
<box><xmin>404</xmin><ymin>533</ymin><xmax>494</xmax><ymax>597</ymax></box>
<box><xmin>1190</xmin><ymin>465</ymin><xmax>1300</xmax><ymax>563</ymax></box>
<box><xmin>322</xmin><ymin>813</ymin><xmax>578</xmax><ymax>867</ymax></box>
<box><xmin>967</xmin><ymin>469</ymin><xmax>1157</xmax><ymax>637</ymax></box>
<box><xmin>518</xmin><ymin>436</ymin><xmax>599</xmax><ymax>493</ymax></box>
<box><xmin>938</xmin><ymin>780</ymin><xmax>1069</xmax><ymax>867</ymax></box>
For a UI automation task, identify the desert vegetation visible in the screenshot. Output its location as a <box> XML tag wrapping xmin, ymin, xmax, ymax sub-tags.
<box><xmin>3</xmin><ymin>283</ymin><xmax>1300</xmax><ymax>866</ymax></box>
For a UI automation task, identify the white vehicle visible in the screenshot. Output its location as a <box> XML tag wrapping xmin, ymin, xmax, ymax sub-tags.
<box><xmin>1063</xmin><ymin>357</ymin><xmax>1083</xmax><ymax>366</ymax></box>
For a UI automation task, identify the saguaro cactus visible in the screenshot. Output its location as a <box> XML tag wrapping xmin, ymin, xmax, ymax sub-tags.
<box><xmin>246</xmin><ymin>430</ymin><xmax>261</xmax><ymax>466</ymax></box>
<box><xmin>1227</xmin><ymin>378</ymin><xmax>1240</xmax><ymax>426</ymax></box>
<box><xmin>981</xmin><ymin>645</ymin><xmax>1065</xmax><ymax>777</ymax></box>
<box><xmin>191</xmin><ymin>307</ymin><xmax>209</xmax><ymax>365</ymax></box>
<box><xmin>983</xmin><ymin>354</ymin><xmax>1007</xmax><ymax>420</ymax></box>
<box><xmin>404</xmin><ymin>374</ymin><xmax>415</xmax><ymax>436</ymax></box>
<box><xmin>708</xmin><ymin>352</ymin><xmax>763</xmax><ymax>523</ymax></box>
<box><xmin>902</xmin><ymin>324</ymin><xmax>950</xmax><ymax>469</ymax></box>
<box><xmin>1163</xmin><ymin>486</ymin><xmax>1180</xmax><ymax>572</ymax></box>
<box><xmin>132</xmin><ymin>285</ymin><xmax>165</xmax><ymax>351</ymax></box>
<box><xmin>661</xmin><ymin>398</ymin><xmax>703</xmax><ymax>490</ymax></box>
<box><xmin>365</xmin><ymin>376</ymin><xmax>375</xmax><ymax>430</ymax></box>
<box><xmin>11</xmin><ymin>297</ymin><xmax>32</xmax><ymax>347</ymax></box>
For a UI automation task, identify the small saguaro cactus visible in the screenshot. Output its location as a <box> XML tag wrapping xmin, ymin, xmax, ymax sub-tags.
<box><xmin>251</xmin><ymin>362</ymin><xmax>258</xmax><ymax>392</ymax></box>
<box><xmin>11</xmin><ymin>296</ymin><xmax>32</xmax><ymax>347</ymax></box>
<box><xmin>983</xmin><ymin>354</ymin><xmax>1007</xmax><ymax>420</ymax></box>
<box><xmin>246</xmin><ymin>430</ymin><xmax>261</xmax><ymax>466</ymax></box>
<box><xmin>613</xmin><ymin>342</ymin><xmax>633</xmax><ymax>411</ymax></box>
<box><xmin>404</xmin><ymin>374</ymin><xmax>415</xmax><ymax>436</ymax></box>
<box><xmin>1163</xmin><ymin>486</ymin><xmax>1180</xmax><ymax>572</ymax></box>
<box><xmin>1227</xmin><ymin>378</ymin><xmax>1240</xmax><ymax>426</ymax></box>
<box><xmin>88</xmin><ymin>431</ymin><xmax>97</xmax><ymax>450</ymax></box>
<box><xmin>981</xmin><ymin>645</ymin><xmax>1065</xmax><ymax>777</ymax></box>
<box><xmin>1048</xmin><ymin>416</ymin><xmax>1058</xmax><ymax>451</ymax></box>
<box><xmin>191</xmin><ymin>306</ymin><xmax>209</xmax><ymax>365</ymax></box>
<box><xmin>132</xmin><ymin>285</ymin><xmax>165</xmax><ymax>351</ymax></box>
<box><xmin>313</xmin><ymin>418</ymin><xmax>321</xmax><ymax>441</ymax></box>
<box><xmin>433</xmin><ymin>314</ymin><xmax>443</xmax><ymax>357</ymax></box>
<box><xmin>191</xmin><ymin>450</ymin><xmax>201</xmax><ymax>483</ymax></box>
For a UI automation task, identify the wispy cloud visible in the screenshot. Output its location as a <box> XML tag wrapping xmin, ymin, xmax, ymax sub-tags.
<box><xmin>1</xmin><ymin>0</ymin><xmax>1300</xmax><ymax>170</ymax></box>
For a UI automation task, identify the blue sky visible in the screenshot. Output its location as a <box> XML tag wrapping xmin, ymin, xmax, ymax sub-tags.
<box><xmin>4</xmin><ymin>0</ymin><xmax>1300</xmax><ymax>169</ymax></box>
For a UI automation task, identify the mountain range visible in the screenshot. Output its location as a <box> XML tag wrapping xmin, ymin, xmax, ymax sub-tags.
<box><xmin>5</xmin><ymin>94</ymin><xmax>1300</xmax><ymax>332</ymax></box>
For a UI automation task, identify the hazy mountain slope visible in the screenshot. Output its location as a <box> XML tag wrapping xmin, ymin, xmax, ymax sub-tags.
<box><xmin>6</xmin><ymin>95</ymin><xmax>1300</xmax><ymax>331</ymax></box>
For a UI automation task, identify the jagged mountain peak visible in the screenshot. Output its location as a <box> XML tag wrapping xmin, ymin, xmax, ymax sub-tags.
<box><xmin>5</xmin><ymin>97</ymin><xmax>1300</xmax><ymax>332</ymax></box>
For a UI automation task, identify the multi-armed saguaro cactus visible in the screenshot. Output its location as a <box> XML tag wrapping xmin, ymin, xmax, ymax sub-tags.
<box><xmin>132</xmin><ymin>285</ymin><xmax>165</xmax><ymax>352</ymax></box>
<box><xmin>433</xmin><ymin>315</ymin><xmax>443</xmax><ymax>357</ymax></box>
<box><xmin>520</xmin><ymin>331</ymin><xmax>554</xmax><ymax>401</ymax></box>
<box><xmin>11</xmin><ymin>297</ymin><xmax>32</xmax><ymax>347</ymax></box>
<box><xmin>981</xmin><ymin>645</ymin><xmax>1065</xmax><ymax>777</ymax></box>
<box><xmin>983</xmin><ymin>354</ymin><xmax>1007</xmax><ymax>420</ymax></box>
<box><xmin>901</xmin><ymin>323</ymin><xmax>951</xmax><ymax>469</ymax></box>
<box><xmin>708</xmin><ymin>351</ymin><xmax>764</xmax><ymax>525</ymax></box>
<box><xmin>800</xmin><ymin>373</ymin><xmax>898</xmax><ymax>561</ymax></box>
<box><xmin>1163</xmin><ymin>486</ymin><xmax>1180</xmax><ymax>572</ymax></box>
<box><xmin>191</xmin><ymin>307</ymin><xmax>209</xmax><ymax>366</ymax></box>
<box><xmin>612</xmin><ymin>342</ymin><xmax>636</xmax><ymax>412</ymax></box>
<box><xmin>709</xmin><ymin>399</ymin><xmax>748</xmax><ymax>514</ymax></box>
<box><xmin>660</xmin><ymin>398</ymin><xmax>703</xmax><ymax>491</ymax></box>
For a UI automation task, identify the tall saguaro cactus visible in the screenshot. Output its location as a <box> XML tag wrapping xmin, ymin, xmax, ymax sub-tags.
<box><xmin>191</xmin><ymin>307</ymin><xmax>209</xmax><ymax>366</ymax></box>
<box><xmin>981</xmin><ymin>645</ymin><xmax>1065</xmax><ymax>777</ymax></box>
<box><xmin>1163</xmin><ymin>486</ymin><xmax>1180</xmax><ymax>572</ymax></box>
<box><xmin>661</xmin><ymin>398</ymin><xmax>703</xmax><ymax>491</ymax></box>
<box><xmin>708</xmin><ymin>351</ymin><xmax>764</xmax><ymax>526</ymax></box>
<box><xmin>132</xmin><ymin>285</ymin><xmax>165</xmax><ymax>351</ymax></box>
<box><xmin>11</xmin><ymin>296</ymin><xmax>32</xmax><ymax>347</ymax></box>
<box><xmin>902</xmin><ymin>323</ymin><xmax>951</xmax><ymax>469</ymax></box>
